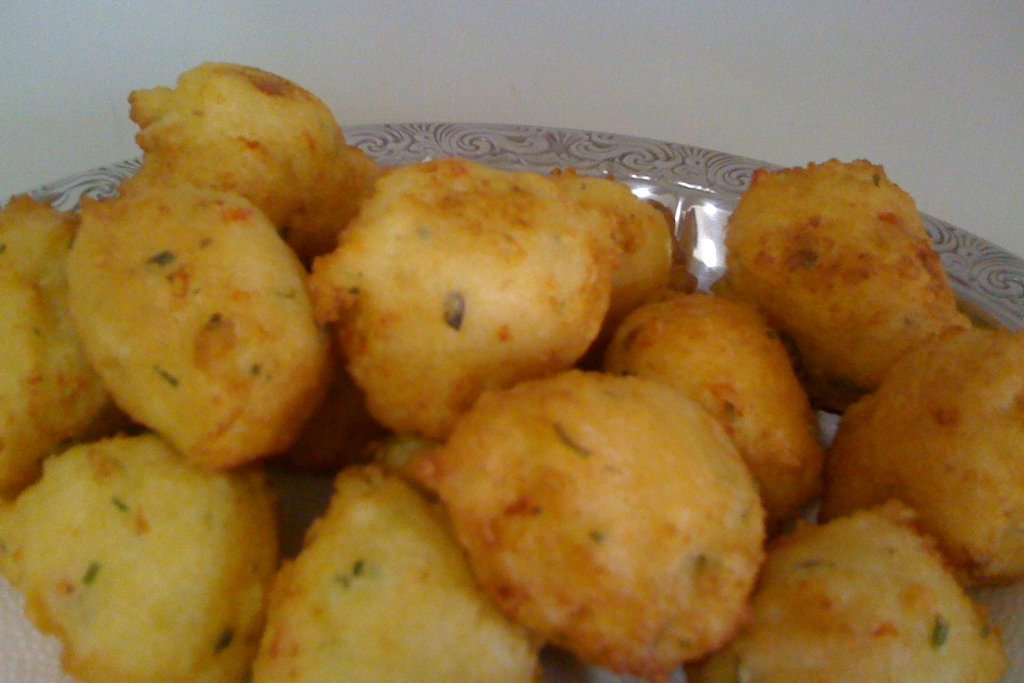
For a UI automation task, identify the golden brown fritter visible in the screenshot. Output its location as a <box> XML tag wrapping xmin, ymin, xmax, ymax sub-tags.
<box><xmin>0</xmin><ymin>433</ymin><xmax>279</xmax><ymax>683</ymax></box>
<box><xmin>309</xmin><ymin>158</ymin><xmax>618</xmax><ymax>440</ymax></box>
<box><xmin>0</xmin><ymin>196</ymin><xmax>114</xmax><ymax>495</ymax></box>
<box><xmin>714</xmin><ymin>159</ymin><xmax>970</xmax><ymax>411</ymax></box>
<box><xmin>127</xmin><ymin>62</ymin><xmax>378</xmax><ymax>260</ymax></box>
<box><xmin>821</xmin><ymin>327</ymin><xmax>1024</xmax><ymax>586</ymax></box>
<box><xmin>67</xmin><ymin>182</ymin><xmax>330</xmax><ymax>469</ymax></box>
<box><xmin>688</xmin><ymin>502</ymin><xmax>1005</xmax><ymax>683</ymax></box>
<box><xmin>414</xmin><ymin>370</ymin><xmax>765</xmax><ymax>681</ymax></box>
<box><xmin>550</xmin><ymin>168</ymin><xmax>674</xmax><ymax>354</ymax></box>
<box><xmin>252</xmin><ymin>464</ymin><xmax>542</xmax><ymax>683</ymax></box>
<box><xmin>604</xmin><ymin>292</ymin><xmax>823</xmax><ymax>530</ymax></box>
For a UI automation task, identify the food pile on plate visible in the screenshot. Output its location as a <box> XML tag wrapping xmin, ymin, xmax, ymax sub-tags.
<box><xmin>0</xmin><ymin>63</ymin><xmax>1019</xmax><ymax>683</ymax></box>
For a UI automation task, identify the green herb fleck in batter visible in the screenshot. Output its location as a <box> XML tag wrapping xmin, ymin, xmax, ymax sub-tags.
<box><xmin>83</xmin><ymin>561</ymin><xmax>101</xmax><ymax>585</ymax></box>
<box><xmin>443</xmin><ymin>290</ymin><xmax>466</xmax><ymax>330</ymax></box>
<box><xmin>153</xmin><ymin>365</ymin><xmax>180</xmax><ymax>387</ymax></box>
<box><xmin>148</xmin><ymin>250</ymin><xmax>176</xmax><ymax>266</ymax></box>
<box><xmin>214</xmin><ymin>628</ymin><xmax>234</xmax><ymax>653</ymax></box>
<box><xmin>931</xmin><ymin>614</ymin><xmax>949</xmax><ymax>648</ymax></box>
<box><xmin>335</xmin><ymin>558</ymin><xmax>370</xmax><ymax>589</ymax></box>
<box><xmin>553</xmin><ymin>422</ymin><xmax>591</xmax><ymax>457</ymax></box>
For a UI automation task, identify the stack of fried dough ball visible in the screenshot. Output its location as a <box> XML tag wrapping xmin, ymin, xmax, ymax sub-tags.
<box><xmin>0</xmin><ymin>60</ymin><xmax>1017</xmax><ymax>683</ymax></box>
<box><xmin>0</xmin><ymin>62</ymin><xmax>382</xmax><ymax>683</ymax></box>
<box><xmin>604</xmin><ymin>292</ymin><xmax>823</xmax><ymax>531</ymax></box>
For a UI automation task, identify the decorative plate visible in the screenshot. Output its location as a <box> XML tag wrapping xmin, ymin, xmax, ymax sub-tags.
<box><xmin>6</xmin><ymin>122</ymin><xmax>1023</xmax><ymax>682</ymax></box>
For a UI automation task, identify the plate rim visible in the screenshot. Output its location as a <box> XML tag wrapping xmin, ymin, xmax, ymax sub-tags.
<box><xmin>19</xmin><ymin>120</ymin><xmax>1024</xmax><ymax>328</ymax></box>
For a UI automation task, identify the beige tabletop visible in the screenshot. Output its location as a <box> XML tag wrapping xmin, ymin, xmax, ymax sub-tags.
<box><xmin>1</xmin><ymin>1</ymin><xmax>1022</xmax><ymax>258</ymax></box>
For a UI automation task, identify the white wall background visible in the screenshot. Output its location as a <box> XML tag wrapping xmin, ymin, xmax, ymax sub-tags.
<box><xmin>2</xmin><ymin>1</ymin><xmax>1022</xmax><ymax>253</ymax></box>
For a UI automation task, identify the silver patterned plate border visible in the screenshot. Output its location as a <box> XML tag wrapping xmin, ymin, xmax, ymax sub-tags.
<box><xmin>22</xmin><ymin>121</ymin><xmax>1024</xmax><ymax>329</ymax></box>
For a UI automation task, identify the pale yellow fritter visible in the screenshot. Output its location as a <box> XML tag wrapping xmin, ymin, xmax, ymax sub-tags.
<box><xmin>67</xmin><ymin>182</ymin><xmax>330</xmax><ymax>469</ymax></box>
<box><xmin>0</xmin><ymin>196</ymin><xmax>114</xmax><ymax>495</ymax></box>
<box><xmin>127</xmin><ymin>62</ymin><xmax>379</xmax><ymax>260</ymax></box>
<box><xmin>604</xmin><ymin>292</ymin><xmax>823</xmax><ymax>531</ymax></box>
<box><xmin>414</xmin><ymin>370</ymin><xmax>765</xmax><ymax>681</ymax></box>
<box><xmin>252</xmin><ymin>464</ymin><xmax>542</xmax><ymax>683</ymax></box>
<box><xmin>821</xmin><ymin>327</ymin><xmax>1024</xmax><ymax>586</ymax></box>
<box><xmin>688</xmin><ymin>502</ymin><xmax>1005</xmax><ymax>683</ymax></box>
<box><xmin>309</xmin><ymin>158</ymin><xmax>618</xmax><ymax>440</ymax></box>
<box><xmin>715</xmin><ymin>159</ymin><xmax>970</xmax><ymax>411</ymax></box>
<box><xmin>0</xmin><ymin>433</ymin><xmax>279</xmax><ymax>683</ymax></box>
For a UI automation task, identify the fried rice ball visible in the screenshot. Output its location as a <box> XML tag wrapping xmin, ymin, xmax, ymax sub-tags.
<box><xmin>0</xmin><ymin>433</ymin><xmax>279</xmax><ymax>683</ymax></box>
<box><xmin>309</xmin><ymin>158</ymin><xmax>618</xmax><ymax>440</ymax></box>
<box><xmin>688</xmin><ymin>501</ymin><xmax>1006</xmax><ymax>683</ymax></box>
<box><xmin>413</xmin><ymin>370</ymin><xmax>765</xmax><ymax>681</ymax></box>
<box><xmin>821</xmin><ymin>327</ymin><xmax>1024</xmax><ymax>586</ymax></box>
<box><xmin>0</xmin><ymin>196</ymin><xmax>114</xmax><ymax>495</ymax></box>
<box><xmin>252</xmin><ymin>464</ymin><xmax>542</xmax><ymax>683</ymax></box>
<box><xmin>67</xmin><ymin>182</ymin><xmax>330</xmax><ymax>469</ymax></box>
<box><xmin>604</xmin><ymin>292</ymin><xmax>823</xmax><ymax>530</ymax></box>
<box><xmin>127</xmin><ymin>62</ymin><xmax>379</xmax><ymax>260</ymax></box>
<box><xmin>549</xmin><ymin>169</ymin><xmax>674</xmax><ymax>350</ymax></box>
<box><xmin>714</xmin><ymin>159</ymin><xmax>970</xmax><ymax>411</ymax></box>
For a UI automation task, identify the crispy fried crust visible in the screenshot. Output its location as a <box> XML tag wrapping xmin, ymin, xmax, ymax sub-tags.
<box><xmin>0</xmin><ymin>196</ymin><xmax>114</xmax><ymax>495</ymax></box>
<box><xmin>252</xmin><ymin>464</ymin><xmax>542</xmax><ymax>683</ymax></box>
<box><xmin>414</xmin><ymin>370</ymin><xmax>765</xmax><ymax>681</ymax></box>
<box><xmin>127</xmin><ymin>62</ymin><xmax>378</xmax><ymax>261</ymax></box>
<box><xmin>67</xmin><ymin>183</ymin><xmax>330</xmax><ymax>469</ymax></box>
<box><xmin>821</xmin><ymin>327</ymin><xmax>1024</xmax><ymax>586</ymax></box>
<box><xmin>550</xmin><ymin>169</ymin><xmax>674</xmax><ymax>354</ymax></box>
<box><xmin>0</xmin><ymin>433</ymin><xmax>279</xmax><ymax>683</ymax></box>
<box><xmin>715</xmin><ymin>159</ymin><xmax>969</xmax><ymax>411</ymax></box>
<box><xmin>688</xmin><ymin>502</ymin><xmax>1006</xmax><ymax>683</ymax></box>
<box><xmin>309</xmin><ymin>158</ymin><xmax>618</xmax><ymax>440</ymax></box>
<box><xmin>604</xmin><ymin>292</ymin><xmax>823</xmax><ymax>530</ymax></box>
